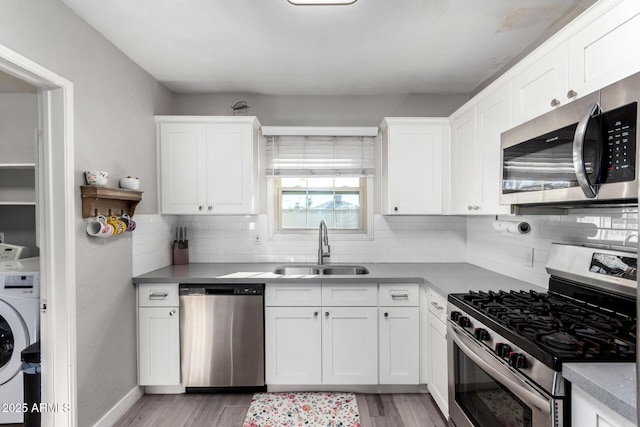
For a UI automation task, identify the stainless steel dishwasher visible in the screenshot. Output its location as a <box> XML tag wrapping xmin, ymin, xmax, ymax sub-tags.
<box><xmin>179</xmin><ymin>283</ymin><xmax>265</xmax><ymax>391</ymax></box>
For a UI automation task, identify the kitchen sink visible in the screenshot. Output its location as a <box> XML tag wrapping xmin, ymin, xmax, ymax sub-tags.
<box><xmin>272</xmin><ymin>265</ymin><xmax>321</xmax><ymax>275</ymax></box>
<box><xmin>321</xmin><ymin>265</ymin><xmax>369</xmax><ymax>275</ymax></box>
<box><xmin>272</xmin><ymin>264</ymin><xmax>369</xmax><ymax>276</ymax></box>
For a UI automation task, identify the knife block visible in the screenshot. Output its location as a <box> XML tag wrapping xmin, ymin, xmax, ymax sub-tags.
<box><xmin>172</xmin><ymin>242</ymin><xmax>189</xmax><ymax>265</ymax></box>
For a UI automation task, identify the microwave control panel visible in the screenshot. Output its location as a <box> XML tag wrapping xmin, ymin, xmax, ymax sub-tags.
<box><xmin>602</xmin><ymin>102</ymin><xmax>637</xmax><ymax>183</ymax></box>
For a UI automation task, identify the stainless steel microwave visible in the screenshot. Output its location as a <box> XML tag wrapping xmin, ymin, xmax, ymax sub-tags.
<box><xmin>500</xmin><ymin>72</ymin><xmax>640</xmax><ymax>207</ymax></box>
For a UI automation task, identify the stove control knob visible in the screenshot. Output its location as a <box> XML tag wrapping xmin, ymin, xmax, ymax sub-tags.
<box><xmin>474</xmin><ymin>328</ymin><xmax>490</xmax><ymax>341</ymax></box>
<box><xmin>458</xmin><ymin>316</ymin><xmax>472</xmax><ymax>328</ymax></box>
<box><xmin>495</xmin><ymin>343</ymin><xmax>512</xmax><ymax>358</ymax></box>
<box><xmin>508</xmin><ymin>352</ymin><xmax>528</xmax><ymax>369</ymax></box>
<box><xmin>450</xmin><ymin>311</ymin><xmax>462</xmax><ymax>322</ymax></box>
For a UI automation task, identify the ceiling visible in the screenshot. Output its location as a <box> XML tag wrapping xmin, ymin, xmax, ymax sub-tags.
<box><xmin>62</xmin><ymin>0</ymin><xmax>595</xmax><ymax>96</ymax></box>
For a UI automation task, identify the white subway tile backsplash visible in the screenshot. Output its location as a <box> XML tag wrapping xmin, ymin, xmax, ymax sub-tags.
<box><xmin>131</xmin><ymin>208</ymin><xmax>637</xmax><ymax>289</ymax></box>
<box><xmin>131</xmin><ymin>214</ymin><xmax>177</xmax><ymax>276</ymax></box>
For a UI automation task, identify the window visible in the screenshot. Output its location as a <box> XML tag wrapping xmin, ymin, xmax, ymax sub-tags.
<box><xmin>276</xmin><ymin>177</ymin><xmax>367</xmax><ymax>232</ymax></box>
<box><xmin>266</xmin><ymin>133</ymin><xmax>375</xmax><ymax>237</ymax></box>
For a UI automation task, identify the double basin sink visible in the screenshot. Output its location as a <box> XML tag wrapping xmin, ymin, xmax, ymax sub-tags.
<box><xmin>273</xmin><ymin>264</ymin><xmax>369</xmax><ymax>276</ymax></box>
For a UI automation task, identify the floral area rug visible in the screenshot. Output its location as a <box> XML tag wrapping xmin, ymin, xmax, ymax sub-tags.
<box><xmin>242</xmin><ymin>392</ymin><xmax>361</xmax><ymax>427</ymax></box>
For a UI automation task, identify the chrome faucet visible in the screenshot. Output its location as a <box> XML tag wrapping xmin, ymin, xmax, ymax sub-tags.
<box><xmin>318</xmin><ymin>219</ymin><xmax>331</xmax><ymax>265</ymax></box>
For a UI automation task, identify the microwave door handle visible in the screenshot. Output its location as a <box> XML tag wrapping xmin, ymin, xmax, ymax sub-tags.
<box><xmin>573</xmin><ymin>102</ymin><xmax>602</xmax><ymax>198</ymax></box>
<box><xmin>449</xmin><ymin>325</ymin><xmax>551</xmax><ymax>414</ymax></box>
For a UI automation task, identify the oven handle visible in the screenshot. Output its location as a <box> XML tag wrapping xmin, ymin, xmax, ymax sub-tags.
<box><xmin>449</xmin><ymin>325</ymin><xmax>551</xmax><ymax>414</ymax></box>
<box><xmin>572</xmin><ymin>101</ymin><xmax>602</xmax><ymax>199</ymax></box>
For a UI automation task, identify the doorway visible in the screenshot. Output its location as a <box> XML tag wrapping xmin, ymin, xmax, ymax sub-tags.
<box><xmin>0</xmin><ymin>44</ymin><xmax>77</xmax><ymax>426</ymax></box>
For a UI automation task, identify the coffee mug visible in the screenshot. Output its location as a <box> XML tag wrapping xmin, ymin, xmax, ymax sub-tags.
<box><xmin>86</xmin><ymin>215</ymin><xmax>114</xmax><ymax>238</ymax></box>
<box><xmin>121</xmin><ymin>214</ymin><xmax>136</xmax><ymax>232</ymax></box>
<box><xmin>108</xmin><ymin>215</ymin><xmax>127</xmax><ymax>235</ymax></box>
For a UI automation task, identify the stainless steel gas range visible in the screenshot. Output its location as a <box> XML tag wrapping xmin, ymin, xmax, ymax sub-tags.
<box><xmin>447</xmin><ymin>243</ymin><xmax>636</xmax><ymax>427</ymax></box>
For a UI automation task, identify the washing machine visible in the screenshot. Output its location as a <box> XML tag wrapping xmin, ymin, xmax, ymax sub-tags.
<box><xmin>0</xmin><ymin>247</ymin><xmax>39</xmax><ymax>424</ymax></box>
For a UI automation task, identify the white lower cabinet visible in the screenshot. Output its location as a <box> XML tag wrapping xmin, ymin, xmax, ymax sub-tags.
<box><xmin>322</xmin><ymin>306</ymin><xmax>378</xmax><ymax>384</ymax></box>
<box><xmin>265</xmin><ymin>307</ymin><xmax>322</xmax><ymax>384</ymax></box>
<box><xmin>572</xmin><ymin>385</ymin><xmax>635</xmax><ymax>427</ymax></box>
<box><xmin>137</xmin><ymin>283</ymin><xmax>181</xmax><ymax>386</ymax></box>
<box><xmin>427</xmin><ymin>289</ymin><xmax>449</xmax><ymax>417</ymax></box>
<box><xmin>378</xmin><ymin>307</ymin><xmax>419</xmax><ymax>384</ymax></box>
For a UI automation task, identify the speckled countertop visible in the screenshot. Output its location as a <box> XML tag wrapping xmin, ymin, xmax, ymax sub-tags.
<box><xmin>563</xmin><ymin>363</ymin><xmax>636</xmax><ymax>424</ymax></box>
<box><xmin>133</xmin><ymin>262</ymin><xmax>636</xmax><ymax>421</ymax></box>
<box><xmin>132</xmin><ymin>262</ymin><xmax>543</xmax><ymax>296</ymax></box>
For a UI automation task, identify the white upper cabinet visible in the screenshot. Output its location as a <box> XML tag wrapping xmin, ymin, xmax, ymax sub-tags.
<box><xmin>157</xmin><ymin>116</ymin><xmax>261</xmax><ymax>215</ymax></box>
<box><xmin>509</xmin><ymin>0</ymin><xmax>640</xmax><ymax>127</ymax></box>
<box><xmin>450</xmin><ymin>85</ymin><xmax>511</xmax><ymax>215</ymax></box>
<box><xmin>568</xmin><ymin>0</ymin><xmax>640</xmax><ymax>98</ymax></box>
<box><xmin>475</xmin><ymin>86</ymin><xmax>512</xmax><ymax>215</ymax></box>
<box><xmin>380</xmin><ymin>118</ymin><xmax>448</xmax><ymax>215</ymax></box>
<box><xmin>510</xmin><ymin>44</ymin><xmax>569</xmax><ymax>127</ymax></box>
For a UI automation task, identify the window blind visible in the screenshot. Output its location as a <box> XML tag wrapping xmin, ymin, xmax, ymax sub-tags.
<box><xmin>266</xmin><ymin>135</ymin><xmax>375</xmax><ymax>177</ymax></box>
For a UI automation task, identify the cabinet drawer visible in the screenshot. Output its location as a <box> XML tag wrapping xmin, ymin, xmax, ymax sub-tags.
<box><xmin>138</xmin><ymin>283</ymin><xmax>179</xmax><ymax>307</ymax></box>
<box><xmin>379</xmin><ymin>283</ymin><xmax>419</xmax><ymax>306</ymax></box>
<box><xmin>428</xmin><ymin>289</ymin><xmax>447</xmax><ymax>323</ymax></box>
<box><xmin>321</xmin><ymin>283</ymin><xmax>377</xmax><ymax>306</ymax></box>
<box><xmin>265</xmin><ymin>284</ymin><xmax>322</xmax><ymax>306</ymax></box>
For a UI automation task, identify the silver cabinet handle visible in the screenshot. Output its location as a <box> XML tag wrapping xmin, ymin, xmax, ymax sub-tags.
<box><xmin>208</xmin><ymin>205</ymin><xmax>213</xmax><ymax>211</ymax></box>
<box><xmin>567</xmin><ymin>89</ymin><xmax>577</xmax><ymax>99</ymax></box>
<box><xmin>198</xmin><ymin>205</ymin><xmax>204</xmax><ymax>211</ymax></box>
<box><xmin>313</xmin><ymin>311</ymin><xmax>319</xmax><ymax>317</ymax></box>
<box><xmin>550</xmin><ymin>98</ymin><xmax>561</xmax><ymax>107</ymax></box>
<box><xmin>431</xmin><ymin>301</ymin><xmax>444</xmax><ymax>311</ymax></box>
<box><xmin>169</xmin><ymin>309</ymin><xmax>176</xmax><ymax>316</ymax></box>
<box><xmin>391</xmin><ymin>294</ymin><xmax>409</xmax><ymax>300</ymax></box>
<box><xmin>467</xmin><ymin>205</ymin><xmax>473</xmax><ymax>210</ymax></box>
<box><xmin>573</xmin><ymin>102</ymin><xmax>601</xmax><ymax>199</ymax></box>
<box><xmin>324</xmin><ymin>311</ymin><xmax>330</xmax><ymax>317</ymax></box>
<box><xmin>149</xmin><ymin>292</ymin><xmax>169</xmax><ymax>300</ymax></box>
<box><xmin>473</xmin><ymin>205</ymin><xmax>479</xmax><ymax>210</ymax></box>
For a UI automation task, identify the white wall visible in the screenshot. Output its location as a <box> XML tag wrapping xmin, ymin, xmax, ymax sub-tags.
<box><xmin>0</xmin><ymin>1</ymin><xmax>173</xmax><ymax>425</ymax></box>
<box><xmin>173</xmin><ymin>93</ymin><xmax>468</xmax><ymax>125</ymax></box>
<box><xmin>466</xmin><ymin>210</ymin><xmax>638</xmax><ymax>287</ymax></box>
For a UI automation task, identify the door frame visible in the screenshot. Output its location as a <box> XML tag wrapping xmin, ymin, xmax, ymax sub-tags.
<box><xmin>0</xmin><ymin>44</ymin><xmax>77</xmax><ymax>426</ymax></box>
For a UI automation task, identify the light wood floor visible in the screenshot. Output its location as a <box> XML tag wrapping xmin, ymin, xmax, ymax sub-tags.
<box><xmin>114</xmin><ymin>393</ymin><xmax>449</xmax><ymax>427</ymax></box>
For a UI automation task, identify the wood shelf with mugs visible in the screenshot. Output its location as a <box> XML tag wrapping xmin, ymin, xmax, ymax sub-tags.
<box><xmin>80</xmin><ymin>185</ymin><xmax>143</xmax><ymax>219</ymax></box>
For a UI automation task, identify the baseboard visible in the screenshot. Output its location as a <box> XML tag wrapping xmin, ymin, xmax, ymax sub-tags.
<box><xmin>267</xmin><ymin>384</ymin><xmax>429</xmax><ymax>393</ymax></box>
<box><xmin>92</xmin><ymin>386</ymin><xmax>143</xmax><ymax>427</ymax></box>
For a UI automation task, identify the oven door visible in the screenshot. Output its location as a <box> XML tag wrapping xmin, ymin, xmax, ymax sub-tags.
<box><xmin>447</xmin><ymin>323</ymin><xmax>561</xmax><ymax>427</ymax></box>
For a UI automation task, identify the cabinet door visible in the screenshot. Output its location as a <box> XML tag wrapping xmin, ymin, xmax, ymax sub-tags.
<box><xmin>572</xmin><ymin>385</ymin><xmax>635</xmax><ymax>427</ymax></box>
<box><xmin>265</xmin><ymin>307</ymin><xmax>322</xmax><ymax>384</ymax></box>
<box><xmin>383</xmin><ymin>121</ymin><xmax>445</xmax><ymax>215</ymax></box>
<box><xmin>450</xmin><ymin>108</ymin><xmax>479</xmax><ymax>214</ymax></box>
<box><xmin>138</xmin><ymin>306</ymin><xmax>180</xmax><ymax>386</ymax></box>
<box><xmin>205</xmin><ymin>123</ymin><xmax>257</xmax><ymax>214</ymax></box>
<box><xmin>476</xmin><ymin>86</ymin><xmax>512</xmax><ymax>215</ymax></box>
<box><xmin>510</xmin><ymin>44</ymin><xmax>568</xmax><ymax>126</ymax></box>
<box><xmin>322</xmin><ymin>306</ymin><xmax>377</xmax><ymax>384</ymax></box>
<box><xmin>379</xmin><ymin>307</ymin><xmax>419</xmax><ymax>385</ymax></box>
<box><xmin>427</xmin><ymin>311</ymin><xmax>449</xmax><ymax>418</ymax></box>
<box><xmin>568</xmin><ymin>0</ymin><xmax>640</xmax><ymax>100</ymax></box>
<box><xmin>159</xmin><ymin>123</ymin><xmax>207</xmax><ymax>214</ymax></box>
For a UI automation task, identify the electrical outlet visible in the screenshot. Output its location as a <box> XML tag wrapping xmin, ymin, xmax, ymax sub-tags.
<box><xmin>524</xmin><ymin>247</ymin><xmax>534</xmax><ymax>267</ymax></box>
<box><xmin>253</xmin><ymin>232</ymin><xmax>262</xmax><ymax>245</ymax></box>
<box><xmin>0</xmin><ymin>232</ymin><xmax>4</xmax><ymax>243</ymax></box>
